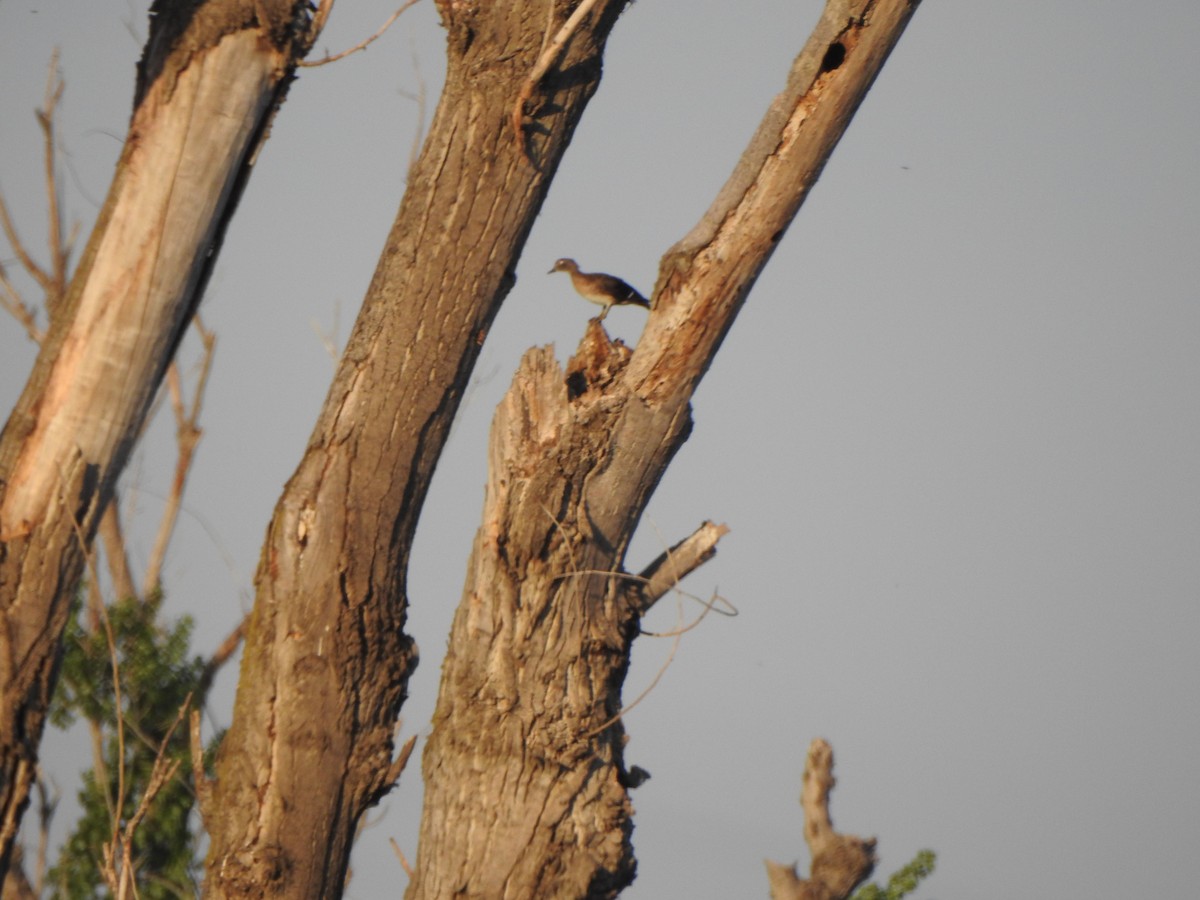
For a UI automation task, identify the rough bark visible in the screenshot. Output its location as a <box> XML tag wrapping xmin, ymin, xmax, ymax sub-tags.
<box><xmin>765</xmin><ymin>740</ymin><xmax>877</xmax><ymax>900</ymax></box>
<box><xmin>409</xmin><ymin>331</ymin><xmax>727</xmax><ymax>900</ymax></box>
<box><xmin>200</xmin><ymin>3</ymin><xmax>636</xmax><ymax>898</ymax></box>
<box><xmin>0</xmin><ymin>0</ymin><xmax>319</xmax><ymax>877</ymax></box>
<box><xmin>411</xmin><ymin>1</ymin><xmax>920</xmax><ymax>897</ymax></box>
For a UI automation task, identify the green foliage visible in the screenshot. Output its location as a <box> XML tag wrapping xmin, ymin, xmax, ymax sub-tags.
<box><xmin>851</xmin><ymin>849</ymin><xmax>937</xmax><ymax>900</ymax></box>
<box><xmin>47</xmin><ymin>591</ymin><xmax>206</xmax><ymax>900</ymax></box>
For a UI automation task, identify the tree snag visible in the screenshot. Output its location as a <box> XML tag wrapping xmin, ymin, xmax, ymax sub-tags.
<box><xmin>412</xmin><ymin>1</ymin><xmax>921</xmax><ymax>896</ymax></box>
<box><xmin>765</xmin><ymin>739</ymin><xmax>877</xmax><ymax>900</ymax></box>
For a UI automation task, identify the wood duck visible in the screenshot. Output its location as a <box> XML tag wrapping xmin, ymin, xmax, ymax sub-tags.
<box><xmin>549</xmin><ymin>258</ymin><xmax>650</xmax><ymax>320</ymax></box>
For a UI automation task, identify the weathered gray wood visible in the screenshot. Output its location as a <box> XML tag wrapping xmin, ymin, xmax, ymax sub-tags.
<box><xmin>0</xmin><ymin>0</ymin><xmax>320</xmax><ymax>877</ymax></box>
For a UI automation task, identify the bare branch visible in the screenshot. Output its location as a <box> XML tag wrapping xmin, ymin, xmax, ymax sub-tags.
<box><xmin>382</xmin><ymin>733</ymin><xmax>417</xmax><ymax>792</ymax></box>
<box><xmin>104</xmin><ymin>697</ymin><xmax>189</xmax><ymax>899</ymax></box>
<box><xmin>93</xmin><ymin>583</ymin><xmax>129</xmax><ymax>872</ymax></box>
<box><xmin>0</xmin><ymin>51</ymin><xmax>74</xmax><ymax>341</ymax></box>
<box><xmin>142</xmin><ymin>318</ymin><xmax>216</xmax><ymax>597</ymax></box>
<box><xmin>124</xmin><ymin>700</ymin><xmax>190</xmax><ymax>840</ymax></box>
<box><xmin>0</xmin><ymin>261</ymin><xmax>43</xmax><ymax>343</ymax></box>
<box><xmin>766</xmin><ymin>739</ymin><xmax>877</xmax><ymax>900</ymax></box>
<box><xmin>635</xmin><ymin>519</ymin><xmax>729</xmax><ymax>612</ymax></box>
<box><xmin>389</xmin><ymin>836</ymin><xmax>415</xmax><ymax>880</ymax></box>
<box><xmin>80</xmin><ymin>573</ymin><xmax>121</xmax><ymax>829</ymax></box>
<box><xmin>0</xmin><ymin>193</ymin><xmax>52</xmax><ymax>297</ymax></box>
<box><xmin>300</xmin><ymin>0</ymin><xmax>421</xmax><ymax>67</ymax></box>
<box><xmin>97</xmin><ymin>503</ymin><xmax>139</xmax><ymax>603</ymax></box>
<box><xmin>36</xmin><ymin>51</ymin><xmax>68</xmax><ymax>310</ymax></box>
<box><xmin>0</xmin><ymin>51</ymin><xmax>72</xmax><ymax>327</ymax></box>
<box><xmin>196</xmin><ymin>613</ymin><xmax>249</xmax><ymax>702</ymax></box>
<box><xmin>583</xmin><ymin>525</ymin><xmax>735</xmax><ymax>736</ymax></box>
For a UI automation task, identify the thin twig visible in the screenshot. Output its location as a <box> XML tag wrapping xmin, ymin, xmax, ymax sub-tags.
<box><xmin>0</xmin><ymin>260</ymin><xmax>43</xmax><ymax>342</ymax></box>
<box><xmin>98</xmin><ymin>503</ymin><xmax>139</xmax><ymax>603</ymax></box>
<box><xmin>123</xmin><ymin>698</ymin><xmax>190</xmax><ymax>840</ymax></box>
<box><xmin>638</xmin><ymin>587</ymin><xmax>733</xmax><ymax>637</ymax></box>
<box><xmin>82</xmin><ymin>571</ymin><xmax>121</xmax><ymax>826</ymax></box>
<box><xmin>538</xmin><ymin>507</ymin><xmax>732</xmax><ymax>733</ymax></box>
<box><xmin>108</xmin><ymin>696</ymin><xmax>190</xmax><ymax>899</ymax></box>
<box><xmin>0</xmin><ymin>51</ymin><xmax>72</xmax><ymax>339</ymax></box>
<box><xmin>581</xmin><ymin>543</ymin><xmax>730</xmax><ymax>736</ymax></box>
<box><xmin>389</xmin><ymin>836</ymin><xmax>415</xmax><ymax>880</ymax></box>
<box><xmin>299</xmin><ymin>0</ymin><xmax>421</xmax><ymax>67</ymax></box>
<box><xmin>95</xmin><ymin>595</ymin><xmax>128</xmax><ymax>879</ymax></box>
<box><xmin>196</xmin><ymin>613</ymin><xmax>249</xmax><ymax>701</ymax></box>
<box><xmin>67</xmin><ymin>509</ymin><xmax>130</xmax><ymax>888</ymax></box>
<box><xmin>584</xmin><ymin>591</ymin><xmax>686</xmax><ymax>738</ymax></box>
<box><xmin>37</xmin><ymin>50</ymin><xmax>68</xmax><ymax>307</ymax></box>
<box><xmin>0</xmin><ymin>192</ymin><xmax>52</xmax><ymax>296</ymax></box>
<box><xmin>142</xmin><ymin>319</ymin><xmax>215</xmax><ymax>596</ymax></box>
<box><xmin>183</xmin><ymin>317</ymin><xmax>217</xmax><ymax>421</ymax></box>
<box><xmin>382</xmin><ymin>733</ymin><xmax>417</xmax><ymax>792</ymax></box>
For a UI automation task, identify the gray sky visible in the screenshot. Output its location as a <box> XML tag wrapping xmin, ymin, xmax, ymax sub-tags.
<box><xmin>2</xmin><ymin>1</ymin><xmax>1198</xmax><ymax>897</ymax></box>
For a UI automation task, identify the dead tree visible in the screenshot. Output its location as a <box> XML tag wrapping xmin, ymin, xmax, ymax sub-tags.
<box><xmin>1</xmin><ymin>0</ymin><xmax>921</xmax><ymax>895</ymax></box>
<box><xmin>409</xmin><ymin>0</ymin><xmax>920</xmax><ymax>896</ymax></box>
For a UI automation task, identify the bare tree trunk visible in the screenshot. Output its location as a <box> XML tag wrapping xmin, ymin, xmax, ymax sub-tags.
<box><xmin>0</xmin><ymin>0</ymin><xmax>321</xmax><ymax>878</ymax></box>
<box><xmin>200</xmin><ymin>3</ymin><xmax>638</xmax><ymax>897</ymax></box>
<box><xmin>409</xmin><ymin>1</ymin><xmax>921</xmax><ymax>897</ymax></box>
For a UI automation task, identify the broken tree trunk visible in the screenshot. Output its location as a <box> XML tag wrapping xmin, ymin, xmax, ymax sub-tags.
<box><xmin>410</xmin><ymin>1</ymin><xmax>921</xmax><ymax>896</ymax></box>
<box><xmin>0</xmin><ymin>0</ymin><xmax>322</xmax><ymax>877</ymax></box>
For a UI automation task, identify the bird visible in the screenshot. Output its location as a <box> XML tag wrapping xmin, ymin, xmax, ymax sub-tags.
<box><xmin>548</xmin><ymin>258</ymin><xmax>650</xmax><ymax>320</ymax></box>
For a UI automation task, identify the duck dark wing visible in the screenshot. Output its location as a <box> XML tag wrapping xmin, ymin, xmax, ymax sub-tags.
<box><xmin>596</xmin><ymin>274</ymin><xmax>650</xmax><ymax>308</ymax></box>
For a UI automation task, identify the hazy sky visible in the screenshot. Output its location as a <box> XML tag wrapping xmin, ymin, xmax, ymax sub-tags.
<box><xmin>2</xmin><ymin>1</ymin><xmax>1198</xmax><ymax>897</ymax></box>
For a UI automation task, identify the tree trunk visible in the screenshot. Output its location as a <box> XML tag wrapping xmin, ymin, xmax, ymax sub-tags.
<box><xmin>409</xmin><ymin>1</ymin><xmax>920</xmax><ymax>897</ymax></box>
<box><xmin>201</xmin><ymin>3</ymin><xmax>637</xmax><ymax>897</ymax></box>
<box><xmin>0</xmin><ymin>0</ymin><xmax>320</xmax><ymax>877</ymax></box>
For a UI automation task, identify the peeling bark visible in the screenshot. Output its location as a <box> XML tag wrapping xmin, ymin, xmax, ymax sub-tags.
<box><xmin>0</xmin><ymin>0</ymin><xmax>320</xmax><ymax>877</ymax></box>
<box><xmin>412</xmin><ymin>1</ymin><xmax>920</xmax><ymax>896</ymax></box>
